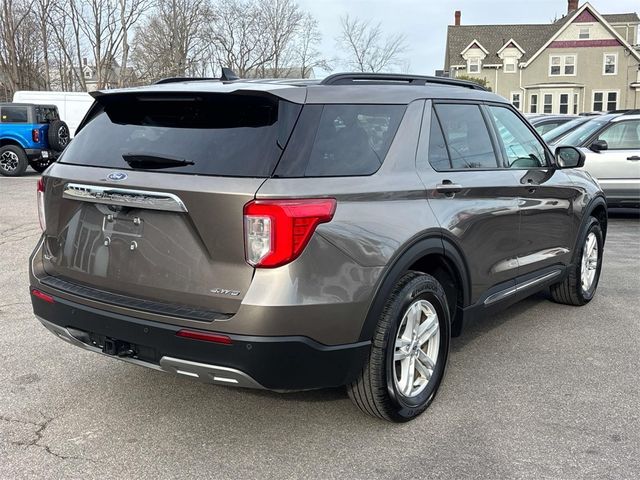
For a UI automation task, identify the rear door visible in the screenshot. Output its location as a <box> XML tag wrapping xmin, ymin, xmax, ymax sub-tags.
<box><xmin>583</xmin><ymin>118</ymin><xmax>640</xmax><ymax>204</ymax></box>
<box><xmin>41</xmin><ymin>91</ymin><xmax>301</xmax><ymax>316</ymax></box>
<box><xmin>416</xmin><ymin>101</ymin><xmax>522</xmax><ymax>305</ymax></box>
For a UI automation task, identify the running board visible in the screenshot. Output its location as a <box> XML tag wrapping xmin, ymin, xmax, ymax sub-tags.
<box><xmin>484</xmin><ymin>269</ymin><xmax>562</xmax><ymax>306</ymax></box>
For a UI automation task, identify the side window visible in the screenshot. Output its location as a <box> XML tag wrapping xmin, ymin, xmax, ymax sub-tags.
<box><xmin>427</xmin><ymin>111</ymin><xmax>450</xmax><ymax>171</ymax></box>
<box><xmin>432</xmin><ymin>104</ymin><xmax>498</xmax><ymax>169</ymax></box>
<box><xmin>488</xmin><ymin>106</ymin><xmax>548</xmax><ymax>168</ymax></box>
<box><xmin>304</xmin><ymin>104</ymin><xmax>405</xmax><ymax>176</ymax></box>
<box><xmin>597</xmin><ymin>121</ymin><xmax>640</xmax><ymax>150</ymax></box>
<box><xmin>1</xmin><ymin>106</ymin><xmax>29</xmax><ymax>123</ymax></box>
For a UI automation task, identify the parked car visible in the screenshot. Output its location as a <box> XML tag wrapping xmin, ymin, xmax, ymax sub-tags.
<box><xmin>0</xmin><ymin>103</ymin><xmax>70</xmax><ymax>176</ymax></box>
<box><xmin>541</xmin><ymin>116</ymin><xmax>593</xmax><ymax>145</ymax></box>
<box><xmin>13</xmin><ymin>91</ymin><xmax>94</xmax><ymax>139</ymax></box>
<box><xmin>554</xmin><ymin>111</ymin><xmax>640</xmax><ymax>208</ymax></box>
<box><xmin>30</xmin><ymin>73</ymin><xmax>607</xmax><ymax>422</ymax></box>
<box><xmin>527</xmin><ymin>114</ymin><xmax>579</xmax><ymax>136</ymax></box>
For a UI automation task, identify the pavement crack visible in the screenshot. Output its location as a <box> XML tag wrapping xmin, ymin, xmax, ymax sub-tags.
<box><xmin>2</xmin><ymin>414</ymin><xmax>96</xmax><ymax>463</ymax></box>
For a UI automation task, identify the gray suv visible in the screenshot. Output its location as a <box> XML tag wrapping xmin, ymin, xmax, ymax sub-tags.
<box><xmin>29</xmin><ymin>73</ymin><xmax>607</xmax><ymax>422</ymax></box>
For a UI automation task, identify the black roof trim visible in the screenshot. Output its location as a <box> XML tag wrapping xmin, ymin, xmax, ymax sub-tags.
<box><xmin>320</xmin><ymin>73</ymin><xmax>488</xmax><ymax>91</ymax></box>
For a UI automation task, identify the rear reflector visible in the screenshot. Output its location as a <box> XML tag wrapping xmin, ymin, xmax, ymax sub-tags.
<box><xmin>244</xmin><ymin>198</ymin><xmax>336</xmax><ymax>268</ymax></box>
<box><xmin>31</xmin><ymin>289</ymin><xmax>55</xmax><ymax>304</ymax></box>
<box><xmin>176</xmin><ymin>329</ymin><xmax>233</xmax><ymax>345</ymax></box>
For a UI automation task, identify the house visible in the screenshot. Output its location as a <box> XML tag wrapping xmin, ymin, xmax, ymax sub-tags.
<box><xmin>444</xmin><ymin>1</ymin><xmax>640</xmax><ymax>114</ymax></box>
<box><xmin>77</xmin><ymin>57</ymin><xmax>136</xmax><ymax>91</ymax></box>
<box><xmin>244</xmin><ymin>66</ymin><xmax>316</xmax><ymax>79</ymax></box>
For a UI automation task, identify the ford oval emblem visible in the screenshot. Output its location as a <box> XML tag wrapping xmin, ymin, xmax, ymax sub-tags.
<box><xmin>107</xmin><ymin>172</ymin><xmax>127</xmax><ymax>181</ymax></box>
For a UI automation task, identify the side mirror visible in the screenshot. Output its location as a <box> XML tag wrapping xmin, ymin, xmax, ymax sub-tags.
<box><xmin>555</xmin><ymin>146</ymin><xmax>585</xmax><ymax>169</ymax></box>
<box><xmin>589</xmin><ymin>140</ymin><xmax>608</xmax><ymax>152</ymax></box>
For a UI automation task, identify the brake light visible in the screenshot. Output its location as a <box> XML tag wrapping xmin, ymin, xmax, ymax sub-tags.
<box><xmin>176</xmin><ymin>330</ymin><xmax>232</xmax><ymax>345</ymax></box>
<box><xmin>31</xmin><ymin>289</ymin><xmax>54</xmax><ymax>304</ymax></box>
<box><xmin>244</xmin><ymin>198</ymin><xmax>336</xmax><ymax>268</ymax></box>
<box><xmin>37</xmin><ymin>177</ymin><xmax>46</xmax><ymax>231</ymax></box>
<box><xmin>32</xmin><ymin>129</ymin><xmax>40</xmax><ymax>143</ymax></box>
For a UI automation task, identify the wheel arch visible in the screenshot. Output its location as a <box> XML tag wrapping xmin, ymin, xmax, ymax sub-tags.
<box><xmin>358</xmin><ymin>234</ymin><xmax>471</xmax><ymax>342</ymax></box>
<box><xmin>0</xmin><ymin>137</ymin><xmax>27</xmax><ymax>149</ymax></box>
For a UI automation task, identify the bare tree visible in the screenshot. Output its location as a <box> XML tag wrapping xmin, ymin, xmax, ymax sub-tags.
<box><xmin>259</xmin><ymin>0</ymin><xmax>303</xmax><ymax>77</ymax></box>
<box><xmin>296</xmin><ymin>13</ymin><xmax>330</xmax><ymax>78</ymax></box>
<box><xmin>337</xmin><ymin>15</ymin><xmax>407</xmax><ymax>73</ymax></box>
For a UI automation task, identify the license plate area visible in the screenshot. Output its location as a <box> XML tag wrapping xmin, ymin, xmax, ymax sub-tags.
<box><xmin>102</xmin><ymin>212</ymin><xmax>144</xmax><ymax>238</ymax></box>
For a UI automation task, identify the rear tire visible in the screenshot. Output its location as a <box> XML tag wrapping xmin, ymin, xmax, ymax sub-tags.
<box><xmin>347</xmin><ymin>271</ymin><xmax>450</xmax><ymax>422</ymax></box>
<box><xmin>550</xmin><ymin>217</ymin><xmax>603</xmax><ymax>306</ymax></box>
<box><xmin>0</xmin><ymin>145</ymin><xmax>28</xmax><ymax>177</ymax></box>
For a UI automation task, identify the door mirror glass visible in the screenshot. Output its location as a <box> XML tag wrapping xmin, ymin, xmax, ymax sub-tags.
<box><xmin>555</xmin><ymin>146</ymin><xmax>585</xmax><ymax>168</ymax></box>
<box><xmin>589</xmin><ymin>140</ymin><xmax>608</xmax><ymax>152</ymax></box>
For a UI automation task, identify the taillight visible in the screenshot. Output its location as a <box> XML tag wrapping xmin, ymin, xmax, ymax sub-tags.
<box><xmin>32</xmin><ymin>128</ymin><xmax>40</xmax><ymax>143</ymax></box>
<box><xmin>244</xmin><ymin>198</ymin><xmax>336</xmax><ymax>268</ymax></box>
<box><xmin>37</xmin><ymin>177</ymin><xmax>46</xmax><ymax>231</ymax></box>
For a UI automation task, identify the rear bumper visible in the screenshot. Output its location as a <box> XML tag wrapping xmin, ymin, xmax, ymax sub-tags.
<box><xmin>31</xmin><ymin>289</ymin><xmax>370</xmax><ymax>391</ymax></box>
<box><xmin>24</xmin><ymin>148</ymin><xmax>57</xmax><ymax>161</ymax></box>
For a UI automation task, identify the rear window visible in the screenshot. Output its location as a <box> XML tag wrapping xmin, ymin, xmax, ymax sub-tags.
<box><xmin>1</xmin><ymin>106</ymin><xmax>28</xmax><ymax>123</ymax></box>
<box><xmin>35</xmin><ymin>106</ymin><xmax>59</xmax><ymax>123</ymax></box>
<box><xmin>61</xmin><ymin>93</ymin><xmax>301</xmax><ymax>177</ymax></box>
<box><xmin>275</xmin><ymin>104</ymin><xmax>405</xmax><ymax>177</ymax></box>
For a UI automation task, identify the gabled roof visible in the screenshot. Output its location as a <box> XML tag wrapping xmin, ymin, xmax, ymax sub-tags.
<box><xmin>461</xmin><ymin>40</ymin><xmax>489</xmax><ymax>56</ymax></box>
<box><xmin>497</xmin><ymin>38</ymin><xmax>525</xmax><ymax>55</ymax></box>
<box><xmin>445</xmin><ymin>5</ymin><xmax>640</xmax><ymax>69</ymax></box>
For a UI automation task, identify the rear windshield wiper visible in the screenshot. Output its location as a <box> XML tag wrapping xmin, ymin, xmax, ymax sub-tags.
<box><xmin>122</xmin><ymin>153</ymin><xmax>195</xmax><ymax>169</ymax></box>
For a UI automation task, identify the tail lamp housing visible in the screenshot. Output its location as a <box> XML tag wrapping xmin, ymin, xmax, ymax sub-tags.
<box><xmin>32</xmin><ymin>128</ymin><xmax>40</xmax><ymax>143</ymax></box>
<box><xmin>37</xmin><ymin>177</ymin><xmax>46</xmax><ymax>231</ymax></box>
<box><xmin>244</xmin><ymin>198</ymin><xmax>336</xmax><ymax>268</ymax></box>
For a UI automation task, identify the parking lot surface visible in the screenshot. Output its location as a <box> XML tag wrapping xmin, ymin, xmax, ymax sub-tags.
<box><xmin>1</xmin><ymin>173</ymin><xmax>639</xmax><ymax>479</ymax></box>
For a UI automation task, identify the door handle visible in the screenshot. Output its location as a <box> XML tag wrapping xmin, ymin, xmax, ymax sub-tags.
<box><xmin>436</xmin><ymin>180</ymin><xmax>462</xmax><ymax>195</ymax></box>
<box><xmin>627</xmin><ymin>156</ymin><xmax>640</xmax><ymax>161</ymax></box>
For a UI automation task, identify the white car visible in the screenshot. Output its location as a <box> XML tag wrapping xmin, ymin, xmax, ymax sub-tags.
<box><xmin>554</xmin><ymin>112</ymin><xmax>640</xmax><ymax>208</ymax></box>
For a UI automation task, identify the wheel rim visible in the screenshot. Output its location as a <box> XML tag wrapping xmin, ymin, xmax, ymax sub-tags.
<box><xmin>0</xmin><ymin>151</ymin><xmax>19</xmax><ymax>171</ymax></box>
<box><xmin>58</xmin><ymin>126</ymin><xmax>69</xmax><ymax>147</ymax></box>
<box><xmin>393</xmin><ymin>299</ymin><xmax>440</xmax><ymax>398</ymax></box>
<box><xmin>581</xmin><ymin>232</ymin><xmax>598</xmax><ymax>292</ymax></box>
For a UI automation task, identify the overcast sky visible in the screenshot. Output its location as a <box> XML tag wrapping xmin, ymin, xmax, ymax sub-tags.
<box><xmin>296</xmin><ymin>0</ymin><xmax>640</xmax><ymax>76</ymax></box>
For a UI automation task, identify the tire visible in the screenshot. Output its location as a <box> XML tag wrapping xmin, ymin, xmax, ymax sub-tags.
<box><xmin>0</xmin><ymin>145</ymin><xmax>29</xmax><ymax>177</ymax></box>
<box><xmin>347</xmin><ymin>271</ymin><xmax>451</xmax><ymax>422</ymax></box>
<box><xmin>28</xmin><ymin>158</ymin><xmax>53</xmax><ymax>173</ymax></box>
<box><xmin>47</xmin><ymin>120</ymin><xmax>70</xmax><ymax>151</ymax></box>
<box><xmin>550</xmin><ymin>217</ymin><xmax>603</xmax><ymax>306</ymax></box>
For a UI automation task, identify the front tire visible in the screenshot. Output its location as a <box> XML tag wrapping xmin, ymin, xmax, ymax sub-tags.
<box><xmin>348</xmin><ymin>272</ymin><xmax>451</xmax><ymax>422</ymax></box>
<box><xmin>0</xmin><ymin>145</ymin><xmax>28</xmax><ymax>177</ymax></box>
<box><xmin>550</xmin><ymin>217</ymin><xmax>603</xmax><ymax>306</ymax></box>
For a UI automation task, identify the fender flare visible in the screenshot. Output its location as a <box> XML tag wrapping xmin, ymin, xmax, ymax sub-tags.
<box><xmin>357</xmin><ymin>234</ymin><xmax>471</xmax><ymax>342</ymax></box>
<box><xmin>572</xmin><ymin>195</ymin><xmax>607</xmax><ymax>256</ymax></box>
<box><xmin>0</xmin><ymin>135</ymin><xmax>28</xmax><ymax>149</ymax></box>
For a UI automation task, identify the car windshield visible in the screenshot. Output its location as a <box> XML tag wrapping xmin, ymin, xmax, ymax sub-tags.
<box><xmin>542</xmin><ymin>117</ymin><xmax>590</xmax><ymax>144</ymax></box>
<box><xmin>555</xmin><ymin>118</ymin><xmax>609</xmax><ymax>146</ymax></box>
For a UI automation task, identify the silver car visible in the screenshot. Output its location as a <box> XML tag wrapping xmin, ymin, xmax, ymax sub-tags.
<box><xmin>553</xmin><ymin>112</ymin><xmax>640</xmax><ymax>207</ymax></box>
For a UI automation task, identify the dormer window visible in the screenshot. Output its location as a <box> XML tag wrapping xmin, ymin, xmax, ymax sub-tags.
<box><xmin>467</xmin><ymin>58</ymin><xmax>481</xmax><ymax>73</ymax></box>
<box><xmin>579</xmin><ymin>27</ymin><xmax>590</xmax><ymax>39</ymax></box>
<box><xmin>504</xmin><ymin>58</ymin><xmax>517</xmax><ymax>73</ymax></box>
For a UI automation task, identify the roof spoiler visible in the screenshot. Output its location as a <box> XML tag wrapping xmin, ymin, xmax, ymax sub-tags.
<box><xmin>154</xmin><ymin>67</ymin><xmax>240</xmax><ymax>85</ymax></box>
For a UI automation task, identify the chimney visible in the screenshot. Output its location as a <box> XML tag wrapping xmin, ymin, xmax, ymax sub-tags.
<box><xmin>567</xmin><ymin>0</ymin><xmax>578</xmax><ymax>14</ymax></box>
<box><xmin>83</xmin><ymin>57</ymin><xmax>87</xmax><ymax>66</ymax></box>
<box><xmin>454</xmin><ymin>10</ymin><xmax>461</xmax><ymax>26</ymax></box>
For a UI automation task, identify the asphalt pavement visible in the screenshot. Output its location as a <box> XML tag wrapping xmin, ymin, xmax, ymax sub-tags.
<box><xmin>1</xmin><ymin>172</ymin><xmax>639</xmax><ymax>479</ymax></box>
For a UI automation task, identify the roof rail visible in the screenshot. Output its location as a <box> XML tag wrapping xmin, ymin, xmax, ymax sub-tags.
<box><xmin>320</xmin><ymin>73</ymin><xmax>488</xmax><ymax>91</ymax></box>
<box><xmin>154</xmin><ymin>68</ymin><xmax>240</xmax><ymax>85</ymax></box>
<box><xmin>607</xmin><ymin>109</ymin><xmax>640</xmax><ymax>115</ymax></box>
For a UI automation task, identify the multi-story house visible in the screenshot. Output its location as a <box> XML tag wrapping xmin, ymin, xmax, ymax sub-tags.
<box><xmin>444</xmin><ymin>1</ymin><xmax>640</xmax><ymax>114</ymax></box>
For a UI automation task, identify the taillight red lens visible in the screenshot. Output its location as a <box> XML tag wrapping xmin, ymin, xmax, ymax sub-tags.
<box><xmin>244</xmin><ymin>198</ymin><xmax>336</xmax><ymax>268</ymax></box>
<box><xmin>32</xmin><ymin>129</ymin><xmax>40</xmax><ymax>143</ymax></box>
<box><xmin>31</xmin><ymin>289</ymin><xmax>54</xmax><ymax>303</ymax></box>
<box><xmin>176</xmin><ymin>330</ymin><xmax>233</xmax><ymax>345</ymax></box>
<box><xmin>37</xmin><ymin>177</ymin><xmax>46</xmax><ymax>231</ymax></box>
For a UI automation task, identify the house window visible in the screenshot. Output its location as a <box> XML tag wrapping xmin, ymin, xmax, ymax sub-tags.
<box><xmin>504</xmin><ymin>58</ymin><xmax>517</xmax><ymax>73</ymax></box>
<box><xmin>511</xmin><ymin>92</ymin><xmax>521</xmax><ymax>110</ymax></box>
<box><xmin>559</xmin><ymin>94</ymin><xmax>569</xmax><ymax>114</ymax></box>
<box><xmin>579</xmin><ymin>27</ymin><xmax>590</xmax><ymax>39</ymax></box>
<box><xmin>530</xmin><ymin>94</ymin><xmax>538</xmax><ymax>114</ymax></box>
<box><xmin>84</xmin><ymin>70</ymin><xmax>91</xmax><ymax>79</ymax></box>
<box><xmin>603</xmin><ymin>54</ymin><xmax>617</xmax><ymax>75</ymax></box>
<box><xmin>467</xmin><ymin>58</ymin><xmax>481</xmax><ymax>73</ymax></box>
<box><xmin>573</xmin><ymin>93</ymin><xmax>579</xmax><ymax>114</ymax></box>
<box><xmin>593</xmin><ymin>91</ymin><xmax>618</xmax><ymax>112</ymax></box>
<box><xmin>543</xmin><ymin>94</ymin><xmax>553</xmax><ymax>114</ymax></box>
<box><xmin>549</xmin><ymin>55</ymin><xmax>576</xmax><ymax>76</ymax></box>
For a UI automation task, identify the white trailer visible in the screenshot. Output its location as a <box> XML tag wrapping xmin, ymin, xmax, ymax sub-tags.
<box><xmin>12</xmin><ymin>91</ymin><xmax>94</xmax><ymax>137</ymax></box>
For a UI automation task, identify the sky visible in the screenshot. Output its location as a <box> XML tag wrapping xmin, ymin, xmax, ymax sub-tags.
<box><xmin>296</xmin><ymin>0</ymin><xmax>640</xmax><ymax>76</ymax></box>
